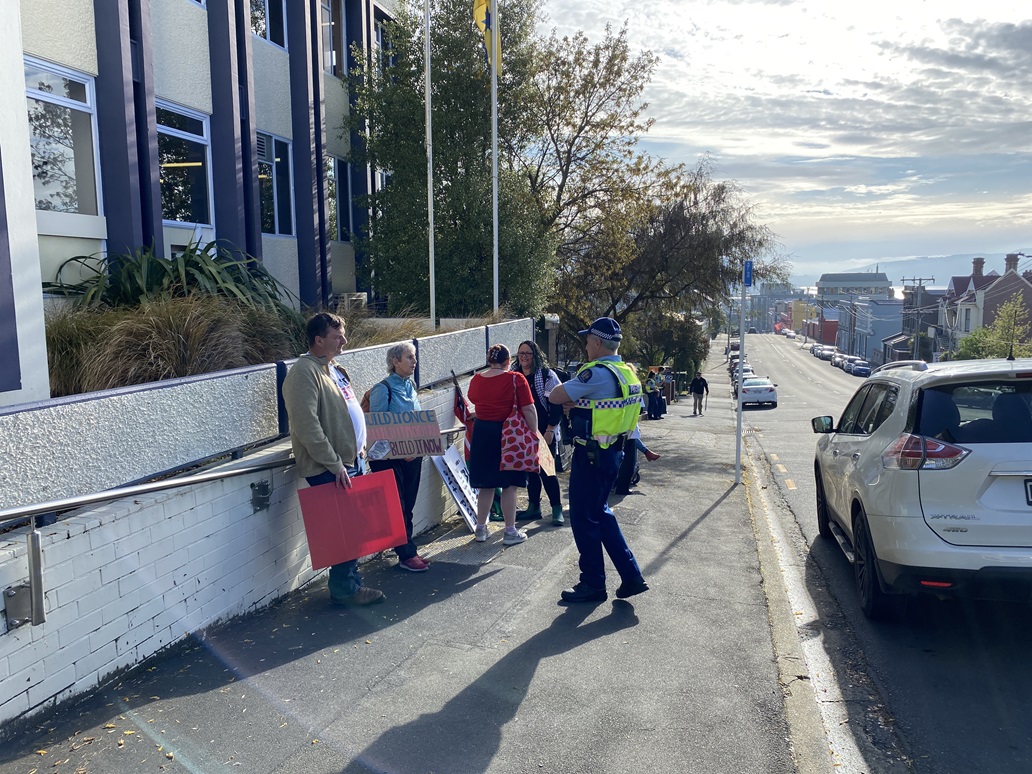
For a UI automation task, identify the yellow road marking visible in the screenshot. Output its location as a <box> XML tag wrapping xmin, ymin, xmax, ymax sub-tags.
<box><xmin>776</xmin><ymin>464</ymin><xmax>787</xmax><ymax>473</ymax></box>
<box><xmin>785</xmin><ymin>479</ymin><xmax>796</xmax><ymax>490</ymax></box>
<box><xmin>770</xmin><ymin>453</ymin><xmax>779</xmax><ymax>462</ymax></box>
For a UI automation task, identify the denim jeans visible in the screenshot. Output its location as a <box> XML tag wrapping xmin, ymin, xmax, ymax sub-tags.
<box><xmin>306</xmin><ymin>466</ymin><xmax>363</xmax><ymax>599</ymax></box>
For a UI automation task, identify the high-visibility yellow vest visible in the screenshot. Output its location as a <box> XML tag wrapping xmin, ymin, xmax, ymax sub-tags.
<box><xmin>571</xmin><ymin>359</ymin><xmax>643</xmax><ymax>448</ymax></box>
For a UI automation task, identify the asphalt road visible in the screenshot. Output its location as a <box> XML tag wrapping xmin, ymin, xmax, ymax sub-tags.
<box><xmin>737</xmin><ymin>333</ymin><xmax>1032</xmax><ymax>774</ymax></box>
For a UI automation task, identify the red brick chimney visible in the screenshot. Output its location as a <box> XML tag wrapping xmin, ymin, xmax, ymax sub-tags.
<box><xmin>1006</xmin><ymin>253</ymin><xmax>1020</xmax><ymax>273</ymax></box>
<box><xmin>972</xmin><ymin>257</ymin><xmax>984</xmax><ymax>277</ymax></box>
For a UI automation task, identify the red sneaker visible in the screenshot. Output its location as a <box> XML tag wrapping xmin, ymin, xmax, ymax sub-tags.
<box><xmin>398</xmin><ymin>556</ymin><xmax>429</xmax><ymax>572</ymax></box>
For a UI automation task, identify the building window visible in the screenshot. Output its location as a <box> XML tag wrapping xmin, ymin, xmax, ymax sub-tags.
<box><xmin>24</xmin><ymin>58</ymin><xmax>100</xmax><ymax>215</ymax></box>
<box><xmin>963</xmin><ymin>308</ymin><xmax>971</xmax><ymax>332</ymax></box>
<box><xmin>251</xmin><ymin>0</ymin><xmax>286</xmax><ymax>48</ymax></box>
<box><xmin>156</xmin><ymin>103</ymin><xmax>212</xmax><ymax>225</ymax></box>
<box><xmin>374</xmin><ymin>18</ymin><xmax>395</xmax><ymax>73</ymax></box>
<box><xmin>325</xmin><ymin>157</ymin><xmax>351</xmax><ymax>242</ymax></box>
<box><xmin>257</xmin><ymin>133</ymin><xmax>292</xmax><ymax>235</ymax></box>
<box><xmin>321</xmin><ymin>2</ymin><xmax>347</xmax><ymax>76</ymax></box>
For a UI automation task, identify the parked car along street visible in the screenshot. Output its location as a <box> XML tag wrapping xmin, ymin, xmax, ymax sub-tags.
<box><xmin>739</xmin><ymin>376</ymin><xmax>778</xmax><ymax>407</ymax></box>
<box><xmin>851</xmin><ymin>361</ymin><xmax>871</xmax><ymax>377</ymax></box>
<box><xmin>812</xmin><ymin>358</ymin><xmax>1032</xmax><ymax>618</ymax></box>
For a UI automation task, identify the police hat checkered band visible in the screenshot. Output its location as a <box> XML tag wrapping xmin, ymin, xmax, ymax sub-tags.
<box><xmin>577</xmin><ymin>317</ymin><xmax>622</xmax><ymax>340</ymax></box>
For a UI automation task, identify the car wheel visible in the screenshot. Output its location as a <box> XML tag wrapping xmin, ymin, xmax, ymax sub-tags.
<box><xmin>854</xmin><ymin>508</ymin><xmax>893</xmax><ymax>620</ymax></box>
<box><xmin>815</xmin><ymin>468</ymin><xmax>832</xmax><ymax>539</ymax></box>
<box><xmin>771</xmin><ymin>401</ymin><xmax>778</xmax><ymax>408</ymax></box>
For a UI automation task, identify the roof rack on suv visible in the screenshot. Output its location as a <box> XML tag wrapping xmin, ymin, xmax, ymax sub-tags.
<box><xmin>872</xmin><ymin>360</ymin><xmax>927</xmax><ymax>374</ymax></box>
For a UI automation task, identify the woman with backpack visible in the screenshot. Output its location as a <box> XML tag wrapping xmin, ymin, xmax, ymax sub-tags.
<box><xmin>512</xmin><ymin>340</ymin><xmax>565</xmax><ymax>526</ymax></box>
<box><xmin>367</xmin><ymin>342</ymin><xmax>431</xmax><ymax>572</ymax></box>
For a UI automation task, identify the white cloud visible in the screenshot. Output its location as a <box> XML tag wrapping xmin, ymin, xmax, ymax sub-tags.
<box><xmin>539</xmin><ymin>0</ymin><xmax>1032</xmax><ymax>277</ymax></box>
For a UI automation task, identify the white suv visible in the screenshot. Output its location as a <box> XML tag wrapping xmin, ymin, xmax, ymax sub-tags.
<box><xmin>811</xmin><ymin>359</ymin><xmax>1032</xmax><ymax>618</ymax></box>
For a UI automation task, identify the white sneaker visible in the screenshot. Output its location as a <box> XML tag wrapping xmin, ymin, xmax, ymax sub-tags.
<box><xmin>474</xmin><ymin>524</ymin><xmax>489</xmax><ymax>542</ymax></box>
<box><xmin>502</xmin><ymin>529</ymin><xmax>527</xmax><ymax>546</ymax></box>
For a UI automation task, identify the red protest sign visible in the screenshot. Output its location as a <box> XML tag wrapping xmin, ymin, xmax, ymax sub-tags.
<box><xmin>298</xmin><ymin>470</ymin><xmax>406</xmax><ymax>568</ymax></box>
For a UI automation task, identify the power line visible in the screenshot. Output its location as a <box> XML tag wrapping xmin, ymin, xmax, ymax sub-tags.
<box><xmin>900</xmin><ymin>277</ymin><xmax>935</xmax><ymax>359</ymax></box>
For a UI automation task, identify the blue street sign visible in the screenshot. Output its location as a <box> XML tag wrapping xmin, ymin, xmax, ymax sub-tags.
<box><xmin>744</xmin><ymin>260</ymin><xmax>753</xmax><ymax>287</ymax></box>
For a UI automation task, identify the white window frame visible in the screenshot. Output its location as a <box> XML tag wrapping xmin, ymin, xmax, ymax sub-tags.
<box><xmin>257</xmin><ymin>131</ymin><xmax>294</xmax><ymax>236</ymax></box>
<box><xmin>23</xmin><ymin>55</ymin><xmax>103</xmax><ymax>219</ymax></box>
<box><xmin>251</xmin><ymin>0</ymin><xmax>288</xmax><ymax>49</ymax></box>
<box><xmin>156</xmin><ymin>100</ymin><xmax>214</xmax><ymax>227</ymax></box>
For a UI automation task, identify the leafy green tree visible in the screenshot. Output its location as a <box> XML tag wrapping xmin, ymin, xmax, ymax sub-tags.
<box><xmin>623</xmin><ymin>307</ymin><xmax>709</xmax><ymax>372</ymax></box>
<box><xmin>346</xmin><ymin>0</ymin><xmax>554</xmax><ymax>317</ymax></box>
<box><xmin>955</xmin><ymin>292</ymin><xmax>1032</xmax><ymax>360</ymax></box>
<box><xmin>553</xmin><ymin>161</ymin><xmax>785</xmax><ymax>357</ymax></box>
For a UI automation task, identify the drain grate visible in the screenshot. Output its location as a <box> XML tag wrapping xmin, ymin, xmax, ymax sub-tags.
<box><xmin>420</xmin><ymin>524</ymin><xmax>504</xmax><ymax>566</ymax></box>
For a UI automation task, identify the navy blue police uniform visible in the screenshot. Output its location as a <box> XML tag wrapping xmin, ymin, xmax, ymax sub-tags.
<box><xmin>559</xmin><ymin>319</ymin><xmax>648</xmax><ymax>602</ymax></box>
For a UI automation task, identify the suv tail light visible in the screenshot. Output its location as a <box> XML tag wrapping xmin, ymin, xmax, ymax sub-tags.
<box><xmin>881</xmin><ymin>433</ymin><xmax>971</xmax><ymax>470</ymax></box>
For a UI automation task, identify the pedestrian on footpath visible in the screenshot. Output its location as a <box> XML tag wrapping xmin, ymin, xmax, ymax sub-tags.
<box><xmin>613</xmin><ymin>426</ymin><xmax>661</xmax><ymax>495</ymax></box>
<box><xmin>548</xmin><ymin>317</ymin><xmax>649</xmax><ymax>603</ymax></box>
<box><xmin>689</xmin><ymin>372</ymin><xmax>709</xmax><ymax>416</ymax></box>
<box><xmin>512</xmin><ymin>340</ymin><xmax>565</xmax><ymax>526</ymax></box>
<box><xmin>467</xmin><ymin>344</ymin><xmax>537</xmax><ymax>546</ymax></box>
<box><xmin>281</xmin><ymin>312</ymin><xmax>384</xmax><ymax>606</ymax></box>
<box><xmin>367</xmin><ymin>342</ymin><xmax>431</xmax><ymax>573</ymax></box>
<box><xmin>645</xmin><ymin>372</ymin><xmax>663</xmax><ymax>420</ymax></box>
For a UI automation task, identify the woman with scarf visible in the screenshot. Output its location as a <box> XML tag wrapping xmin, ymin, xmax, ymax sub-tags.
<box><xmin>512</xmin><ymin>340</ymin><xmax>565</xmax><ymax>526</ymax></box>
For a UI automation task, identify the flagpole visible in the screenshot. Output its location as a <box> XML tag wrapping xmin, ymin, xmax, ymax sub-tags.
<box><xmin>424</xmin><ymin>0</ymin><xmax>436</xmax><ymax>326</ymax></box>
<box><xmin>491</xmin><ymin>0</ymin><xmax>499</xmax><ymax>313</ymax></box>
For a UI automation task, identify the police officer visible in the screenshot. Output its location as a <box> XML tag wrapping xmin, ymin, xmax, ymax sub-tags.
<box><xmin>644</xmin><ymin>372</ymin><xmax>663</xmax><ymax>420</ymax></box>
<box><xmin>548</xmin><ymin>317</ymin><xmax>649</xmax><ymax>603</ymax></box>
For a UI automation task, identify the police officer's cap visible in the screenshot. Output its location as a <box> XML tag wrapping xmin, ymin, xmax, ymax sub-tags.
<box><xmin>578</xmin><ymin>317</ymin><xmax>622</xmax><ymax>341</ymax></box>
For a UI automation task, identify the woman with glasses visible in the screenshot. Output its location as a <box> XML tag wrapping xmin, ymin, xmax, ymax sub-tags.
<box><xmin>512</xmin><ymin>340</ymin><xmax>566</xmax><ymax>526</ymax></box>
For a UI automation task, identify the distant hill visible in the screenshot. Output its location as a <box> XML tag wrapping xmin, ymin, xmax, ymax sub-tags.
<box><xmin>790</xmin><ymin>252</ymin><xmax>1032</xmax><ymax>289</ymax></box>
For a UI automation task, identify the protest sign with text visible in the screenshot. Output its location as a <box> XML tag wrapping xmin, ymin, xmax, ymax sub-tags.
<box><xmin>365</xmin><ymin>409</ymin><xmax>444</xmax><ymax>458</ymax></box>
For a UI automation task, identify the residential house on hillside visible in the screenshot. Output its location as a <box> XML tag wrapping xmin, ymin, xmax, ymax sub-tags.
<box><xmin>880</xmin><ymin>283</ymin><xmax>943</xmax><ymax>363</ymax></box>
<box><xmin>814</xmin><ymin>272</ymin><xmax>891</xmax><ymax>347</ymax></box>
<box><xmin>835</xmin><ymin>297</ymin><xmax>903</xmax><ymax>366</ymax></box>
<box><xmin>934</xmin><ymin>254</ymin><xmax>1032</xmax><ymax>357</ymax></box>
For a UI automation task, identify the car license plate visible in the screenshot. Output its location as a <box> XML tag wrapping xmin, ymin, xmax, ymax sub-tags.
<box><xmin>1025</xmin><ymin>478</ymin><xmax>1032</xmax><ymax>506</ymax></box>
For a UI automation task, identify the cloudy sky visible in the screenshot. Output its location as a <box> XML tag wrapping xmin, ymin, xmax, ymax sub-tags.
<box><xmin>538</xmin><ymin>0</ymin><xmax>1032</xmax><ymax>281</ymax></box>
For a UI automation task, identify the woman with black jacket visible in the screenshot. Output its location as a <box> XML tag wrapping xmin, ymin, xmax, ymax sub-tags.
<box><xmin>512</xmin><ymin>340</ymin><xmax>565</xmax><ymax>526</ymax></box>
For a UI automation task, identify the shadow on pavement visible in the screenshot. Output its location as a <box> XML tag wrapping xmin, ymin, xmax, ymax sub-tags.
<box><xmin>337</xmin><ymin>602</ymin><xmax>639</xmax><ymax>773</ymax></box>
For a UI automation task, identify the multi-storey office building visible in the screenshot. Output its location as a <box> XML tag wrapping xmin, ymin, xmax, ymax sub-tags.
<box><xmin>2</xmin><ymin>0</ymin><xmax>392</xmax><ymax>407</ymax></box>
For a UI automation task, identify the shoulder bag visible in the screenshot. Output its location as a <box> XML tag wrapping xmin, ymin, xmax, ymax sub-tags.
<box><xmin>500</xmin><ymin>374</ymin><xmax>540</xmax><ymax>472</ymax></box>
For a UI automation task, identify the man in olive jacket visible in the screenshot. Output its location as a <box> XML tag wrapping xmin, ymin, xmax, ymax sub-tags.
<box><xmin>282</xmin><ymin>312</ymin><xmax>384</xmax><ymax>606</ymax></box>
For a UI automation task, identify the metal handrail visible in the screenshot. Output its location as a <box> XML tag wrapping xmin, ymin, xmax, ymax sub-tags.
<box><xmin>0</xmin><ymin>455</ymin><xmax>296</xmax><ymax>530</ymax></box>
<box><xmin>1</xmin><ymin>425</ymin><xmax>467</xmax><ymax>529</ymax></box>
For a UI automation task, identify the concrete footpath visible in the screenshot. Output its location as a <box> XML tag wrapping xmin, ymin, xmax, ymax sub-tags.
<box><xmin>0</xmin><ymin>354</ymin><xmax>822</xmax><ymax>774</ymax></box>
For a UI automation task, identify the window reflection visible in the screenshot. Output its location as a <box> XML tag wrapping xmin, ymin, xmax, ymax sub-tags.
<box><xmin>25</xmin><ymin>61</ymin><xmax>98</xmax><ymax>215</ymax></box>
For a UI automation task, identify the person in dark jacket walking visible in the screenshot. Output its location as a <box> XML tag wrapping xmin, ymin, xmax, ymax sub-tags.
<box><xmin>689</xmin><ymin>373</ymin><xmax>709</xmax><ymax>416</ymax></box>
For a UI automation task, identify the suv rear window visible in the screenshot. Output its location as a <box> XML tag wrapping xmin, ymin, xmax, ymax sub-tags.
<box><xmin>917</xmin><ymin>383</ymin><xmax>1032</xmax><ymax>443</ymax></box>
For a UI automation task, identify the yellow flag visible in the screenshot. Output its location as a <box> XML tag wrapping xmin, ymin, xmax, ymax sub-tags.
<box><xmin>472</xmin><ymin>0</ymin><xmax>499</xmax><ymax>68</ymax></box>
